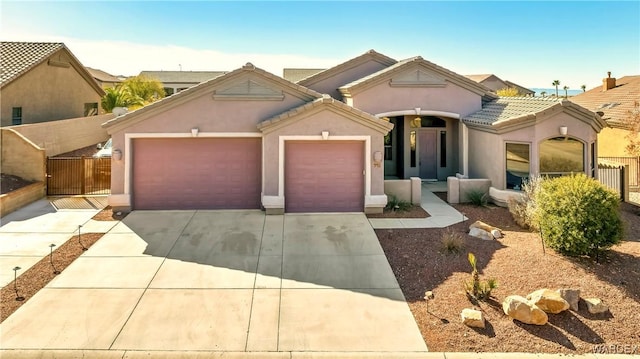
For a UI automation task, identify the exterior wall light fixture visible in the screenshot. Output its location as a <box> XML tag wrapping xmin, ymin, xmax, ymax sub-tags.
<box><xmin>373</xmin><ymin>151</ymin><xmax>383</xmax><ymax>167</ymax></box>
<box><xmin>559</xmin><ymin>126</ymin><xmax>568</xmax><ymax>136</ymax></box>
<box><xmin>191</xmin><ymin>128</ymin><xmax>199</xmax><ymax>137</ymax></box>
<box><xmin>113</xmin><ymin>149</ymin><xmax>122</xmax><ymax>161</ymax></box>
<box><xmin>322</xmin><ymin>131</ymin><xmax>329</xmax><ymax>140</ymax></box>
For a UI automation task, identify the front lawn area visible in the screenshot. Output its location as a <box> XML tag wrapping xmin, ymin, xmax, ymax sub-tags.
<box><xmin>378</xmin><ymin>199</ymin><xmax>640</xmax><ymax>354</ymax></box>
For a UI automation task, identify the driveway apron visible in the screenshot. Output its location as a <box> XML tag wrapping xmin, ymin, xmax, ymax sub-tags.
<box><xmin>0</xmin><ymin>210</ymin><xmax>427</xmax><ymax>353</ymax></box>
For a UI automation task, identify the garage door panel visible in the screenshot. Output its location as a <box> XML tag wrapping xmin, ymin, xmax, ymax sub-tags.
<box><xmin>285</xmin><ymin>141</ymin><xmax>364</xmax><ymax>213</ymax></box>
<box><xmin>133</xmin><ymin>138</ymin><xmax>261</xmax><ymax>210</ymax></box>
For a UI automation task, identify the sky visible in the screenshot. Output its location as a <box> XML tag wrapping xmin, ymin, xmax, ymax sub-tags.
<box><xmin>2</xmin><ymin>1</ymin><xmax>639</xmax><ymax>89</ymax></box>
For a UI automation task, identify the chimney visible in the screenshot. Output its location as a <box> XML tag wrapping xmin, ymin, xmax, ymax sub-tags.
<box><xmin>602</xmin><ymin>71</ymin><xmax>616</xmax><ymax>91</ymax></box>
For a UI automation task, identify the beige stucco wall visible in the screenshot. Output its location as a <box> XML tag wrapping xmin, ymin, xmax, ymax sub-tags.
<box><xmin>108</xmin><ymin>87</ymin><xmax>311</xmax><ymax>196</ymax></box>
<box><xmin>350</xmin><ymin>82</ymin><xmax>483</xmax><ymax>117</ymax></box>
<box><xmin>0</xmin><ymin>128</ymin><xmax>46</xmax><ymax>182</ymax></box>
<box><xmin>261</xmin><ymin>107</ymin><xmax>386</xmax><ymax>198</ymax></box>
<box><xmin>0</xmin><ymin>49</ymin><xmax>103</xmax><ymax>126</ymax></box>
<box><xmin>10</xmin><ymin>114</ymin><xmax>113</xmax><ymax>157</ymax></box>
<box><xmin>480</xmin><ymin>77</ymin><xmax>509</xmax><ymax>92</ymax></box>
<box><xmin>598</xmin><ymin>127</ymin><xmax>632</xmax><ymax>157</ymax></box>
<box><xmin>301</xmin><ymin>60</ymin><xmax>390</xmax><ymax>100</ymax></box>
<box><xmin>468</xmin><ymin>112</ymin><xmax>599</xmax><ymax>189</ymax></box>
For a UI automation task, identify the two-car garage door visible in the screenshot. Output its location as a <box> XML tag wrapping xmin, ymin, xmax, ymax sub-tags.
<box><xmin>132</xmin><ymin>138</ymin><xmax>364</xmax><ymax>212</ymax></box>
<box><xmin>132</xmin><ymin>138</ymin><xmax>261</xmax><ymax>210</ymax></box>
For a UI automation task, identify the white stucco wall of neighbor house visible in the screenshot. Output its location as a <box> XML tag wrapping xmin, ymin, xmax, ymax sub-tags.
<box><xmin>468</xmin><ymin>111</ymin><xmax>599</xmax><ymax>190</ymax></box>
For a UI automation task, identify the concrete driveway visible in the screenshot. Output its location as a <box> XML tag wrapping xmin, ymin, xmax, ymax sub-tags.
<box><xmin>0</xmin><ymin>210</ymin><xmax>427</xmax><ymax>353</ymax></box>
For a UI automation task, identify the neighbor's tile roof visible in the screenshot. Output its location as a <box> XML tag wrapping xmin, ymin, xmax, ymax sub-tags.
<box><xmin>139</xmin><ymin>70</ymin><xmax>228</xmax><ymax>83</ymax></box>
<box><xmin>86</xmin><ymin>67</ymin><xmax>123</xmax><ymax>83</ymax></box>
<box><xmin>1</xmin><ymin>42</ymin><xmax>65</xmax><ymax>86</ymax></box>
<box><xmin>569</xmin><ymin>75</ymin><xmax>640</xmax><ymax>128</ymax></box>
<box><xmin>463</xmin><ymin>96</ymin><xmax>565</xmax><ymax>126</ymax></box>
<box><xmin>465</xmin><ymin>74</ymin><xmax>494</xmax><ymax>83</ymax></box>
<box><xmin>283</xmin><ymin>68</ymin><xmax>326</xmax><ymax>83</ymax></box>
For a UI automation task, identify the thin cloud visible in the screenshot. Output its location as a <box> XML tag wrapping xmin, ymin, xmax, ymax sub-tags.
<box><xmin>3</xmin><ymin>31</ymin><xmax>338</xmax><ymax>77</ymax></box>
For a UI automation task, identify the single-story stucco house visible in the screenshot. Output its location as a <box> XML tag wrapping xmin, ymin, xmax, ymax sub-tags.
<box><xmin>102</xmin><ymin>50</ymin><xmax>606</xmax><ymax>214</ymax></box>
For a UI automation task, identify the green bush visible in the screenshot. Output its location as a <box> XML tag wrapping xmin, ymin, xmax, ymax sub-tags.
<box><xmin>385</xmin><ymin>195</ymin><xmax>412</xmax><ymax>212</ymax></box>
<box><xmin>535</xmin><ymin>174</ymin><xmax>623</xmax><ymax>258</ymax></box>
<box><xmin>466</xmin><ymin>189</ymin><xmax>488</xmax><ymax>206</ymax></box>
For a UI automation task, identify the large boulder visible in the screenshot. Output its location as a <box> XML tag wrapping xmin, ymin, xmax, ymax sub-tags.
<box><xmin>527</xmin><ymin>289</ymin><xmax>570</xmax><ymax>314</ymax></box>
<box><xmin>461</xmin><ymin>308</ymin><xmax>485</xmax><ymax>328</ymax></box>
<box><xmin>584</xmin><ymin>298</ymin><xmax>609</xmax><ymax>314</ymax></box>
<box><xmin>557</xmin><ymin>288</ymin><xmax>580</xmax><ymax>311</ymax></box>
<box><xmin>502</xmin><ymin>295</ymin><xmax>548</xmax><ymax>325</ymax></box>
<box><xmin>469</xmin><ymin>227</ymin><xmax>494</xmax><ymax>241</ymax></box>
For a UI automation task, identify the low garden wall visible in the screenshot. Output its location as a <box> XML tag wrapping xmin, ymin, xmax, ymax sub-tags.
<box><xmin>0</xmin><ymin>182</ymin><xmax>45</xmax><ymax>218</ymax></box>
<box><xmin>447</xmin><ymin>174</ymin><xmax>491</xmax><ymax>204</ymax></box>
<box><xmin>384</xmin><ymin>177</ymin><xmax>422</xmax><ymax>204</ymax></box>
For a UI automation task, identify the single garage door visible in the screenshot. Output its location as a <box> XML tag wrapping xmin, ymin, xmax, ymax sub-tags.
<box><xmin>285</xmin><ymin>141</ymin><xmax>364</xmax><ymax>213</ymax></box>
<box><xmin>133</xmin><ymin>138</ymin><xmax>261</xmax><ymax>210</ymax></box>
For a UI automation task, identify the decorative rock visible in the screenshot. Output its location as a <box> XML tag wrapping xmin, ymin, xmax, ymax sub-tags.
<box><xmin>584</xmin><ymin>298</ymin><xmax>609</xmax><ymax>314</ymax></box>
<box><xmin>461</xmin><ymin>308</ymin><xmax>485</xmax><ymax>328</ymax></box>
<box><xmin>502</xmin><ymin>295</ymin><xmax>548</xmax><ymax>325</ymax></box>
<box><xmin>527</xmin><ymin>289</ymin><xmax>570</xmax><ymax>314</ymax></box>
<box><xmin>491</xmin><ymin>229</ymin><xmax>503</xmax><ymax>239</ymax></box>
<box><xmin>469</xmin><ymin>227</ymin><xmax>494</xmax><ymax>241</ymax></box>
<box><xmin>470</xmin><ymin>221</ymin><xmax>502</xmax><ymax>236</ymax></box>
<box><xmin>557</xmin><ymin>288</ymin><xmax>581</xmax><ymax>311</ymax></box>
<box><xmin>424</xmin><ymin>291</ymin><xmax>434</xmax><ymax>300</ymax></box>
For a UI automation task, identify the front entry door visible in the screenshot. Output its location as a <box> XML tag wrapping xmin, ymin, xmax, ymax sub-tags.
<box><xmin>419</xmin><ymin>131</ymin><xmax>437</xmax><ymax>179</ymax></box>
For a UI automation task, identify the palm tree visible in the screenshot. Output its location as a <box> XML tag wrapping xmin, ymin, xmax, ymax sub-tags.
<box><xmin>100</xmin><ymin>86</ymin><xmax>143</xmax><ymax>113</ymax></box>
<box><xmin>581</xmin><ymin>85</ymin><xmax>586</xmax><ymax>92</ymax></box>
<box><xmin>552</xmin><ymin>80</ymin><xmax>560</xmax><ymax>97</ymax></box>
<box><xmin>563</xmin><ymin>85</ymin><xmax>569</xmax><ymax>98</ymax></box>
<box><xmin>540</xmin><ymin>91</ymin><xmax>547</xmax><ymax>97</ymax></box>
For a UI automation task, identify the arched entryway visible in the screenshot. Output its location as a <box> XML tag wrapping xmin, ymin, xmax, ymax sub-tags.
<box><xmin>377</xmin><ymin>110</ymin><xmax>462</xmax><ymax>180</ymax></box>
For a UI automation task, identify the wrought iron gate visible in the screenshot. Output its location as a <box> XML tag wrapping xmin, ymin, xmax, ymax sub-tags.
<box><xmin>46</xmin><ymin>157</ymin><xmax>111</xmax><ymax>195</ymax></box>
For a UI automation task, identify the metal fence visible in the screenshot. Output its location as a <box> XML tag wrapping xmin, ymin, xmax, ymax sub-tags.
<box><xmin>599</xmin><ymin>156</ymin><xmax>640</xmax><ymax>190</ymax></box>
<box><xmin>598</xmin><ymin>161</ymin><xmax>625</xmax><ymax>200</ymax></box>
<box><xmin>46</xmin><ymin>157</ymin><xmax>111</xmax><ymax>195</ymax></box>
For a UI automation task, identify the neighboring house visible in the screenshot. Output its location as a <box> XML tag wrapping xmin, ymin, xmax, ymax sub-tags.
<box><xmin>86</xmin><ymin>67</ymin><xmax>124</xmax><ymax>88</ymax></box>
<box><xmin>103</xmin><ymin>50</ymin><xmax>605</xmax><ymax>213</ymax></box>
<box><xmin>466</xmin><ymin>74</ymin><xmax>534</xmax><ymax>96</ymax></box>
<box><xmin>139</xmin><ymin>70</ymin><xmax>227</xmax><ymax>96</ymax></box>
<box><xmin>0</xmin><ymin>42</ymin><xmax>106</xmax><ymax>126</ymax></box>
<box><xmin>570</xmin><ymin>73</ymin><xmax>640</xmax><ymax>157</ymax></box>
<box><xmin>282</xmin><ymin>68</ymin><xmax>325</xmax><ymax>83</ymax></box>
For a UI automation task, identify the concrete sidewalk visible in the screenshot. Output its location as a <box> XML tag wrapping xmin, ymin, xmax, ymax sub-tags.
<box><xmin>0</xmin><ymin>198</ymin><xmax>116</xmax><ymax>287</ymax></box>
<box><xmin>368</xmin><ymin>183</ymin><xmax>467</xmax><ymax>229</ymax></box>
<box><xmin>0</xmin><ymin>350</ymin><xmax>636</xmax><ymax>358</ymax></box>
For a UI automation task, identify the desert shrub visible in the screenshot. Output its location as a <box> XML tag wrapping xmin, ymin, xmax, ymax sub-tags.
<box><xmin>463</xmin><ymin>252</ymin><xmax>497</xmax><ymax>301</ymax></box>
<box><xmin>440</xmin><ymin>229</ymin><xmax>464</xmax><ymax>254</ymax></box>
<box><xmin>466</xmin><ymin>189</ymin><xmax>488</xmax><ymax>206</ymax></box>
<box><xmin>535</xmin><ymin>173</ymin><xmax>623</xmax><ymax>258</ymax></box>
<box><xmin>508</xmin><ymin>176</ymin><xmax>543</xmax><ymax>231</ymax></box>
<box><xmin>385</xmin><ymin>195</ymin><xmax>412</xmax><ymax>212</ymax></box>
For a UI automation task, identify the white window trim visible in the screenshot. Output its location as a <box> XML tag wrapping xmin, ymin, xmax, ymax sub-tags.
<box><xmin>123</xmin><ymin>132</ymin><xmax>262</xmax><ymax>196</ymax></box>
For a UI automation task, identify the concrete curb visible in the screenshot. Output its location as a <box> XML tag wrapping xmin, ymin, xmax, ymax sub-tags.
<box><xmin>1</xmin><ymin>350</ymin><xmax>638</xmax><ymax>359</ymax></box>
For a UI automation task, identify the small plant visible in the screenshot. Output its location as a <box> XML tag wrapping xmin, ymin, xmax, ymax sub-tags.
<box><xmin>535</xmin><ymin>173</ymin><xmax>623</xmax><ymax>259</ymax></box>
<box><xmin>385</xmin><ymin>195</ymin><xmax>412</xmax><ymax>212</ymax></box>
<box><xmin>440</xmin><ymin>229</ymin><xmax>464</xmax><ymax>254</ymax></box>
<box><xmin>508</xmin><ymin>175</ymin><xmax>543</xmax><ymax>231</ymax></box>
<box><xmin>466</xmin><ymin>189</ymin><xmax>488</xmax><ymax>207</ymax></box>
<box><xmin>464</xmin><ymin>252</ymin><xmax>497</xmax><ymax>301</ymax></box>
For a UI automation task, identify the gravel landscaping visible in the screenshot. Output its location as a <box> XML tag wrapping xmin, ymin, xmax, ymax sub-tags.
<box><xmin>378</xmin><ymin>195</ymin><xmax>640</xmax><ymax>354</ymax></box>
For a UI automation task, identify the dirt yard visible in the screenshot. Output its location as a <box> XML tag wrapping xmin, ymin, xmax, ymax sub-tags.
<box><xmin>0</xmin><ymin>174</ymin><xmax>34</xmax><ymax>194</ymax></box>
<box><xmin>378</xmin><ymin>196</ymin><xmax>640</xmax><ymax>354</ymax></box>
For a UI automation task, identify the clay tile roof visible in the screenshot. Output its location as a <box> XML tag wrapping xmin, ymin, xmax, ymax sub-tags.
<box><xmin>139</xmin><ymin>70</ymin><xmax>228</xmax><ymax>83</ymax></box>
<box><xmin>463</xmin><ymin>96</ymin><xmax>564</xmax><ymax>126</ymax></box>
<box><xmin>86</xmin><ymin>67</ymin><xmax>123</xmax><ymax>83</ymax></box>
<box><xmin>569</xmin><ymin>75</ymin><xmax>640</xmax><ymax>128</ymax></box>
<box><xmin>283</xmin><ymin>68</ymin><xmax>326</xmax><ymax>83</ymax></box>
<box><xmin>465</xmin><ymin>74</ymin><xmax>494</xmax><ymax>83</ymax></box>
<box><xmin>0</xmin><ymin>42</ymin><xmax>65</xmax><ymax>86</ymax></box>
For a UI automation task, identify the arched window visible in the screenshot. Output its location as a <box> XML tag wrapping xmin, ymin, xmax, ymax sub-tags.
<box><xmin>409</xmin><ymin>116</ymin><xmax>447</xmax><ymax>128</ymax></box>
<box><xmin>539</xmin><ymin>137</ymin><xmax>584</xmax><ymax>176</ymax></box>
